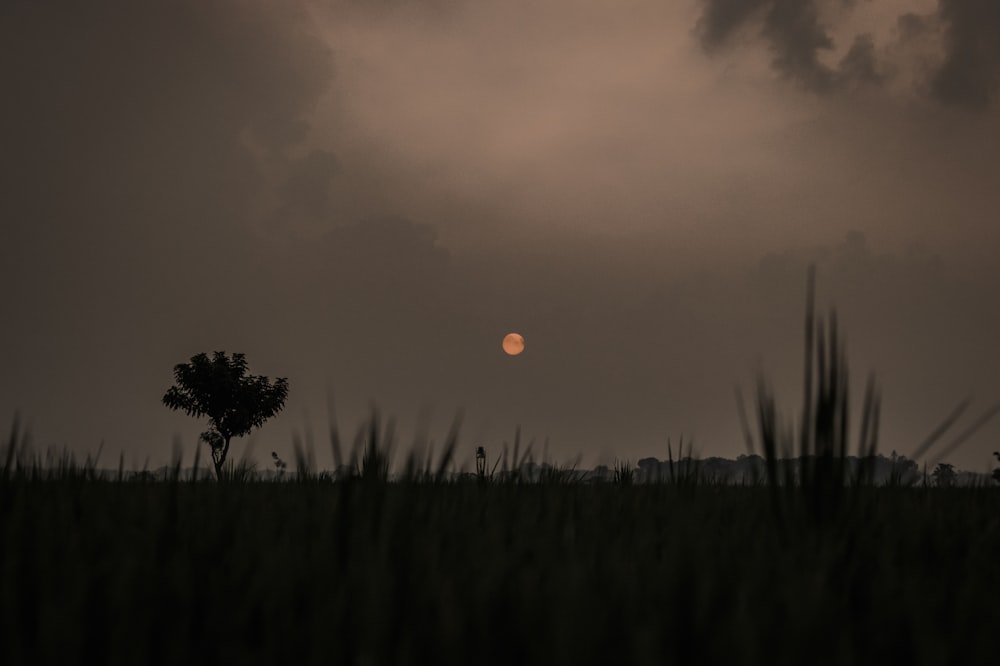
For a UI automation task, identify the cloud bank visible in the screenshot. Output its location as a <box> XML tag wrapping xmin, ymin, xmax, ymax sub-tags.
<box><xmin>697</xmin><ymin>0</ymin><xmax>1000</xmax><ymax>106</ymax></box>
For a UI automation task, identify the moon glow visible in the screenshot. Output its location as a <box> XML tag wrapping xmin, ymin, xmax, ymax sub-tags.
<box><xmin>502</xmin><ymin>333</ymin><xmax>525</xmax><ymax>356</ymax></box>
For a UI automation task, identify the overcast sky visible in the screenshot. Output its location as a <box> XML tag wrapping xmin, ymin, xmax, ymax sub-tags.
<box><xmin>2</xmin><ymin>0</ymin><xmax>999</xmax><ymax>472</ymax></box>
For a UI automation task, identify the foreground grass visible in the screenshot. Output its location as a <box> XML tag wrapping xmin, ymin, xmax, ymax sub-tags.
<box><xmin>2</xmin><ymin>477</ymin><xmax>999</xmax><ymax>665</ymax></box>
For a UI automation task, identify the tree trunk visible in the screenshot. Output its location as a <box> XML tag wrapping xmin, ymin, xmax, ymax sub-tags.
<box><xmin>213</xmin><ymin>436</ymin><xmax>232</xmax><ymax>481</ymax></box>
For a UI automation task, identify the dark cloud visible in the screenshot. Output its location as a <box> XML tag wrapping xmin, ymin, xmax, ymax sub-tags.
<box><xmin>0</xmin><ymin>0</ymin><xmax>334</xmax><ymax>287</ymax></box>
<box><xmin>303</xmin><ymin>215</ymin><xmax>451</xmax><ymax>293</ymax></box>
<box><xmin>836</xmin><ymin>34</ymin><xmax>882</xmax><ymax>86</ymax></box>
<box><xmin>698</xmin><ymin>0</ymin><xmax>1000</xmax><ymax>106</ymax></box>
<box><xmin>931</xmin><ymin>0</ymin><xmax>1000</xmax><ymax>107</ymax></box>
<box><xmin>754</xmin><ymin>231</ymin><xmax>946</xmax><ymax>300</ymax></box>
<box><xmin>896</xmin><ymin>11</ymin><xmax>934</xmax><ymax>40</ymax></box>
<box><xmin>270</xmin><ymin>150</ymin><xmax>340</xmax><ymax>233</ymax></box>
<box><xmin>761</xmin><ymin>0</ymin><xmax>836</xmax><ymax>91</ymax></box>
<box><xmin>698</xmin><ymin>0</ymin><xmax>841</xmax><ymax>92</ymax></box>
<box><xmin>697</xmin><ymin>0</ymin><xmax>770</xmax><ymax>48</ymax></box>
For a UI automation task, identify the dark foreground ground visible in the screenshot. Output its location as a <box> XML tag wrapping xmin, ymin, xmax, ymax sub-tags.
<box><xmin>2</xmin><ymin>477</ymin><xmax>999</xmax><ymax>665</ymax></box>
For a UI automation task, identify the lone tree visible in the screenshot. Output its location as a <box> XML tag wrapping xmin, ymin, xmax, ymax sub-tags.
<box><xmin>932</xmin><ymin>462</ymin><xmax>957</xmax><ymax>488</ymax></box>
<box><xmin>163</xmin><ymin>351</ymin><xmax>289</xmax><ymax>480</ymax></box>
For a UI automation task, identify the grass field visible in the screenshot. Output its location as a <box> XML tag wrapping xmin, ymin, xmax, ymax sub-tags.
<box><xmin>2</xmin><ymin>460</ymin><xmax>1000</xmax><ymax>665</ymax></box>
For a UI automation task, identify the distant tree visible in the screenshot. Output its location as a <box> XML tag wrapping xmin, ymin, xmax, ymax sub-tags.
<box><xmin>931</xmin><ymin>462</ymin><xmax>957</xmax><ymax>488</ymax></box>
<box><xmin>637</xmin><ymin>457</ymin><xmax>661</xmax><ymax>482</ymax></box>
<box><xmin>590</xmin><ymin>465</ymin><xmax>611</xmax><ymax>482</ymax></box>
<box><xmin>734</xmin><ymin>454</ymin><xmax>765</xmax><ymax>485</ymax></box>
<box><xmin>162</xmin><ymin>352</ymin><xmax>289</xmax><ymax>480</ymax></box>
<box><xmin>885</xmin><ymin>451</ymin><xmax>919</xmax><ymax>486</ymax></box>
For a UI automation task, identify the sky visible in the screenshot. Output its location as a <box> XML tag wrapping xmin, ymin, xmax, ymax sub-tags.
<box><xmin>2</xmin><ymin>0</ymin><xmax>1000</xmax><ymax>473</ymax></box>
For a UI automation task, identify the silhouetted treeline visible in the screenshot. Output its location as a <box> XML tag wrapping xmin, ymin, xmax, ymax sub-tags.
<box><xmin>496</xmin><ymin>453</ymin><xmax>995</xmax><ymax>486</ymax></box>
<box><xmin>53</xmin><ymin>452</ymin><xmax>998</xmax><ymax>486</ymax></box>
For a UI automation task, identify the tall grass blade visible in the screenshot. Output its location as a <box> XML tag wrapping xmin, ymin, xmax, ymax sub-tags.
<box><xmin>927</xmin><ymin>402</ymin><xmax>1000</xmax><ymax>466</ymax></box>
<box><xmin>434</xmin><ymin>411</ymin><xmax>463</xmax><ymax>483</ymax></box>
<box><xmin>908</xmin><ymin>399</ymin><xmax>971</xmax><ymax>462</ymax></box>
<box><xmin>800</xmin><ymin>265</ymin><xmax>815</xmax><ymax>461</ymax></box>
<box><xmin>2</xmin><ymin>414</ymin><xmax>21</xmax><ymax>481</ymax></box>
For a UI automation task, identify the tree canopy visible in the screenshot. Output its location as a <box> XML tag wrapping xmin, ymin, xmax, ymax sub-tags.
<box><xmin>163</xmin><ymin>351</ymin><xmax>288</xmax><ymax>479</ymax></box>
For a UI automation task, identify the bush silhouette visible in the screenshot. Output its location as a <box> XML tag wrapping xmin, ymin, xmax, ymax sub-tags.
<box><xmin>931</xmin><ymin>462</ymin><xmax>957</xmax><ymax>488</ymax></box>
<box><xmin>162</xmin><ymin>351</ymin><xmax>288</xmax><ymax>480</ymax></box>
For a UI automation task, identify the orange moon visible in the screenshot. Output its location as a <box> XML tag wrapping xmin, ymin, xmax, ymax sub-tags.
<box><xmin>502</xmin><ymin>333</ymin><xmax>525</xmax><ymax>356</ymax></box>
